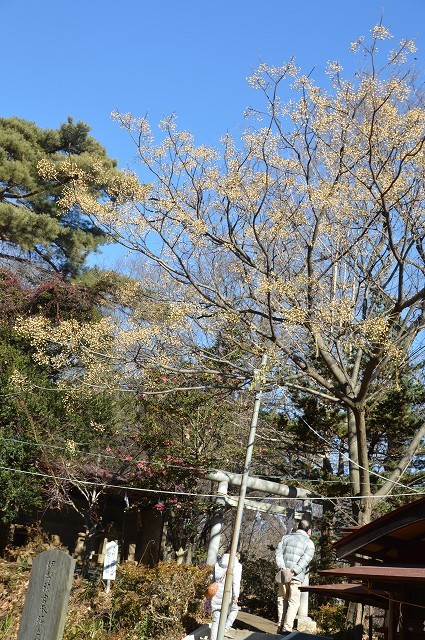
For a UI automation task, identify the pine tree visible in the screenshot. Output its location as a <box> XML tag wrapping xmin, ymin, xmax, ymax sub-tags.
<box><xmin>0</xmin><ymin>117</ymin><xmax>118</xmax><ymax>278</ymax></box>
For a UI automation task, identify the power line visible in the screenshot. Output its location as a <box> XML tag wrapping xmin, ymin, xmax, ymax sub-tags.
<box><xmin>0</xmin><ymin>464</ymin><xmax>216</xmax><ymax>499</ymax></box>
<box><xmin>296</xmin><ymin>414</ymin><xmax>423</xmax><ymax>494</ymax></box>
<box><xmin>0</xmin><ymin>464</ymin><xmax>423</xmax><ymax>502</ymax></box>
<box><xmin>0</xmin><ymin>436</ymin><xmax>206</xmax><ymax>472</ymax></box>
<box><xmin>0</xmin><ymin>436</ymin><xmax>354</xmax><ymax>484</ymax></box>
<box><xmin>2</xmin><ymin>433</ymin><xmax>423</xmax><ymax>493</ymax></box>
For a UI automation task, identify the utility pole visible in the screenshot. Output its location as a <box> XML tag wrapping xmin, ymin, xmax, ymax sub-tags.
<box><xmin>216</xmin><ymin>353</ymin><xmax>268</xmax><ymax>640</ymax></box>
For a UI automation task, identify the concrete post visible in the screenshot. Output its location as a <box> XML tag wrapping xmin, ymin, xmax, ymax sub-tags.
<box><xmin>206</xmin><ymin>480</ymin><xmax>228</xmax><ymax>565</ymax></box>
<box><xmin>295</xmin><ymin>501</ymin><xmax>316</xmax><ymax>633</ymax></box>
<box><xmin>217</xmin><ymin>354</ymin><xmax>268</xmax><ymax>640</ymax></box>
<box><xmin>298</xmin><ymin>574</ymin><xmax>310</xmax><ymax>618</ymax></box>
<box><xmin>73</xmin><ymin>532</ymin><xmax>86</xmax><ymax>562</ymax></box>
<box><xmin>127</xmin><ymin>543</ymin><xmax>136</xmax><ymax>563</ymax></box>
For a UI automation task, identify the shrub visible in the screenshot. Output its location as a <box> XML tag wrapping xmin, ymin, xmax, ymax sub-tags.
<box><xmin>240</xmin><ymin>558</ymin><xmax>277</xmax><ymax>620</ymax></box>
<box><xmin>0</xmin><ymin>551</ymin><xmax>211</xmax><ymax>640</ymax></box>
<box><xmin>313</xmin><ymin>602</ymin><xmax>349</xmax><ymax>640</ymax></box>
<box><xmin>110</xmin><ymin>561</ymin><xmax>211</xmax><ymax>639</ymax></box>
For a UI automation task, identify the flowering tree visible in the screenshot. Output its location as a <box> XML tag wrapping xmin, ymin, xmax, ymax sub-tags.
<box><xmin>21</xmin><ymin>25</ymin><xmax>425</xmax><ymax>524</ymax></box>
<box><xmin>0</xmin><ymin>268</ymin><xmax>123</xmax><ymax>528</ymax></box>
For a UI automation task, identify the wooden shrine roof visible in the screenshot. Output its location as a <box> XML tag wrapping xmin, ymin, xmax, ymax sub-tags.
<box><xmin>334</xmin><ymin>497</ymin><xmax>425</xmax><ymax>564</ymax></box>
<box><xmin>308</xmin><ymin>499</ymin><xmax>425</xmax><ymax>609</ymax></box>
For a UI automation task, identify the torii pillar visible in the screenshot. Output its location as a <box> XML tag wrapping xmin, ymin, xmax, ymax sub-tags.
<box><xmin>295</xmin><ymin>501</ymin><xmax>317</xmax><ymax>633</ymax></box>
<box><xmin>206</xmin><ymin>480</ymin><xmax>228</xmax><ymax>565</ymax></box>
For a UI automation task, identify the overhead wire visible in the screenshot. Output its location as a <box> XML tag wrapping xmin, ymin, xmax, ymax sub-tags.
<box><xmin>1</xmin><ymin>424</ymin><xmax>424</xmax><ymax>494</ymax></box>
<box><xmin>296</xmin><ymin>413</ymin><xmax>423</xmax><ymax>494</ymax></box>
<box><xmin>0</xmin><ymin>436</ymin><xmax>363</xmax><ymax>484</ymax></box>
<box><xmin>1</xmin><ymin>380</ymin><xmax>424</xmax><ymax>505</ymax></box>
<box><xmin>0</xmin><ymin>464</ymin><xmax>423</xmax><ymax>502</ymax></box>
<box><xmin>4</xmin><ymin>434</ymin><xmax>421</xmax><ymax>493</ymax></box>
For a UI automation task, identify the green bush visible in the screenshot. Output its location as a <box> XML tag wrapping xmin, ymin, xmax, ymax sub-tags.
<box><xmin>313</xmin><ymin>602</ymin><xmax>349</xmax><ymax>640</ymax></box>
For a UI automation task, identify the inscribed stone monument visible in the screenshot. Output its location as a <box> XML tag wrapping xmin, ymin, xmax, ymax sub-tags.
<box><xmin>17</xmin><ymin>548</ymin><xmax>75</xmax><ymax>640</ymax></box>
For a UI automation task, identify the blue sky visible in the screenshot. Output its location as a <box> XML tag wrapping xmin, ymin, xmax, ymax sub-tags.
<box><xmin>3</xmin><ymin>0</ymin><xmax>425</xmax><ymax>266</ymax></box>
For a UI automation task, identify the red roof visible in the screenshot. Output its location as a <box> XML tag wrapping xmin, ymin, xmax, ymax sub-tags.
<box><xmin>319</xmin><ymin>565</ymin><xmax>425</xmax><ymax>582</ymax></box>
<box><xmin>310</xmin><ymin>498</ymin><xmax>425</xmax><ymax>610</ymax></box>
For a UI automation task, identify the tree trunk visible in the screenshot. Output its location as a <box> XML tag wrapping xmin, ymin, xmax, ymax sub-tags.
<box><xmin>353</xmin><ymin>407</ymin><xmax>372</xmax><ymax>525</ymax></box>
<box><xmin>347</xmin><ymin>408</ymin><xmax>361</xmax><ymax>522</ymax></box>
<box><xmin>347</xmin><ymin>601</ymin><xmax>364</xmax><ymax>640</ymax></box>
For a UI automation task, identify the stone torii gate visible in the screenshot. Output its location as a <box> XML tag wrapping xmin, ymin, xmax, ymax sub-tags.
<box><xmin>205</xmin><ymin>469</ymin><xmax>315</xmax><ymax>564</ymax></box>
<box><xmin>205</xmin><ymin>469</ymin><xmax>318</xmax><ymax>632</ymax></box>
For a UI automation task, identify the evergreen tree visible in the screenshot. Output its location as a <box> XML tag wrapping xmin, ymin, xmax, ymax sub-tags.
<box><xmin>0</xmin><ymin>117</ymin><xmax>118</xmax><ymax>278</ymax></box>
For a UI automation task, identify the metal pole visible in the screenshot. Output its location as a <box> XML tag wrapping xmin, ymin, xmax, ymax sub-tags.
<box><xmin>216</xmin><ymin>354</ymin><xmax>268</xmax><ymax>640</ymax></box>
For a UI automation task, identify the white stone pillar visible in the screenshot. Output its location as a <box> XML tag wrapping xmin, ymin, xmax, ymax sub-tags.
<box><xmin>206</xmin><ymin>480</ymin><xmax>228</xmax><ymax>565</ymax></box>
<box><xmin>295</xmin><ymin>574</ymin><xmax>317</xmax><ymax>633</ymax></box>
<box><xmin>127</xmin><ymin>543</ymin><xmax>136</xmax><ymax>563</ymax></box>
<box><xmin>296</xmin><ymin>501</ymin><xmax>316</xmax><ymax>633</ymax></box>
<box><xmin>298</xmin><ymin>574</ymin><xmax>310</xmax><ymax>618</ymax></box>
<box><xmin>176</xmin><ymin>547</ymin><xmax>185</xmax><ymax>565</ymax></box>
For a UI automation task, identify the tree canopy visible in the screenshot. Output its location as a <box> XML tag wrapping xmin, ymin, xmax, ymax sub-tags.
<box><xmin>0</xmin><ymin>117</ymin><xmax>119</xmax><ymax>277</ymax></box>
<box><xmin>17</xmin><ymin>25</ymin><xmax>425</xmax><ymax>523</ymax></box>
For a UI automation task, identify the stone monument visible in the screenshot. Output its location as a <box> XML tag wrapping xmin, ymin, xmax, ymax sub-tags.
<box><xmin>17</xmin><ymin>548</ymin><xmax>75</xmax><ymax>640</ymax></box>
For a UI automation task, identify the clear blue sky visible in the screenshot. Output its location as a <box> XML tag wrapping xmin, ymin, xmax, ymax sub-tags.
<box><xmin>3</xmin><ymin>0</ymin><xmax>425</xmax><ymax>265</ymax></box>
